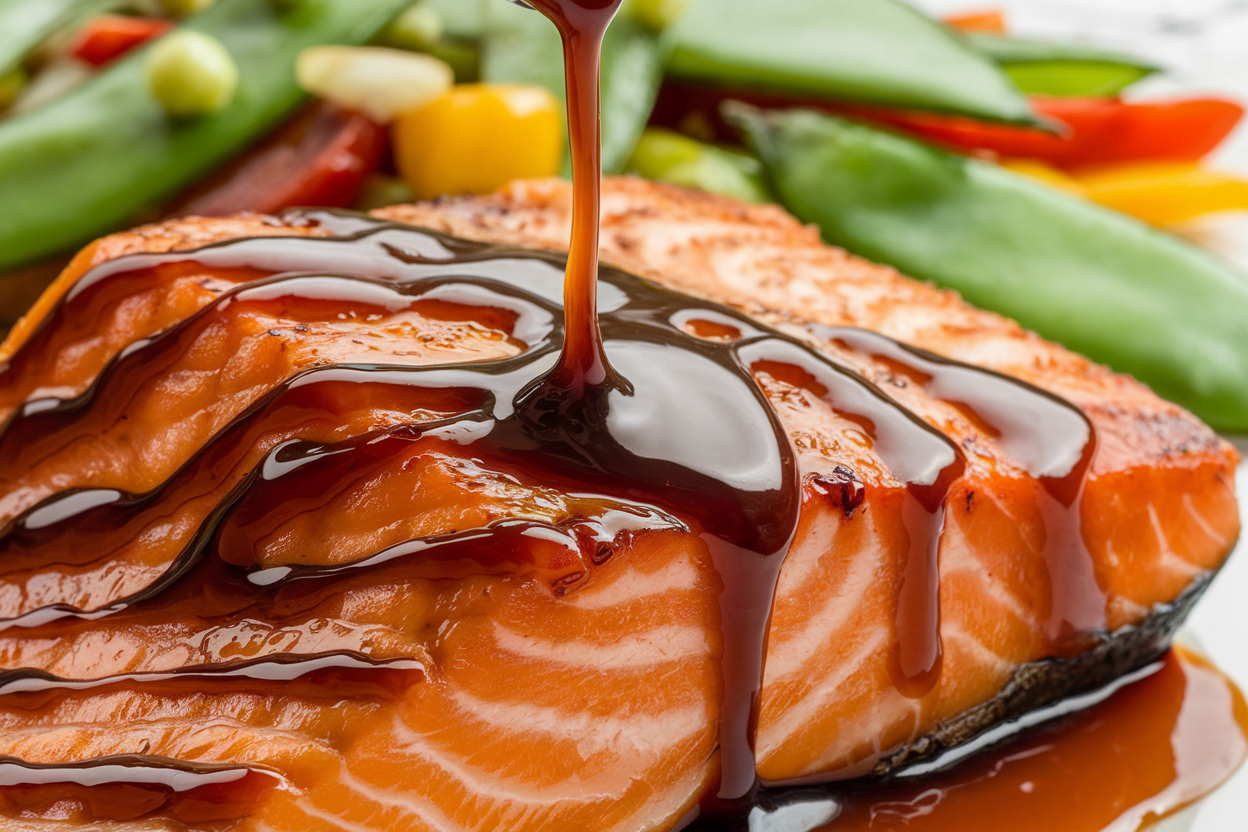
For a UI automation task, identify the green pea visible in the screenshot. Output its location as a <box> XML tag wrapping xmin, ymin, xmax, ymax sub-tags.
<box><xmin>382</xmin><ymin>3</ymin><xmax>446</xmax><ymax>52</ymax></box>
<box><xmin>159</xmin><ymin>0</ymin><xmax>216</xmax><ymax>17</ymax></box>
<box><xmin>145</xmin><ymin>30</ymin><xmax>238</xmax><ymax>118</ymax></box>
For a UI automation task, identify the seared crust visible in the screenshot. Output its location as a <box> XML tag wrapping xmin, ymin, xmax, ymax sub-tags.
<box><xmin>376</xmin><ymin>177</ymin><xmax>1234</xmax><ymax>475</ymax></box>
<box><xmin>13</xmin><ymin>176</ymin><xmax>1229</xmax><ymax>479</ymax></box>
<box><xmin>0</xmin><ymin>178</ymin><xmax>1238</xmax><ymax>812</ymax></box>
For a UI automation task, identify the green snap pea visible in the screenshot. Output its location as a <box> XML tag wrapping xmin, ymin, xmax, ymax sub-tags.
<box><xmin>482</xmin><ymin>0</ymin><xmax>668</xmax><ymax>175</ymax></box>
<box><xmin>626</xmin><ymin>128</ymin><xmax>770</xmax><ymax>204</ymax></box>
<box><xmin>667</xmin><ymin>0</ymin><xmax>1036</xmax><ymax>125</ymax></box>
<box><xmin>0</xmin><ymin>0</ymin><xmax>410</xmax><ymax>272</ymax></box>
<box><xmin>146</xmin><ymin>30</ymin><xmax>238</xmax><ymax>117</ymax></box>
<box><xmin>381</xmin><ymin>3</ymin><xmax>446</xmax><ymax>52</ymax></box>
<box><xmin>969</xmin><ymin>33</ymin><xmax>1159</xmax><ymax>97</ymax></box>
<box><xmin>424</xmin><ymin>0</ymin><xmax>484</xmax><ymax>41</ymax></box>
<box><xmin>0</xmin><ymin>0</ymin><xmax>114</xmax><ymax>76</ymax></box>
<box><xmin>0</xmin><ymin>68</ymin><xmax>26</xmax><ymax>110</ymax></box>
<box><xmin>729</xmin><ymin>103</ymin><xmax>1248</xmax><ymax>431</ymax></box>
<box><xmin>380</xmin><ymin>1</ymin><xmax>478</xmax><ymax>81</ymax></box>
<box><xmin>159</xmin><ymin>0</ymin><xmax>217</xmax><ymax>17</ymax></box>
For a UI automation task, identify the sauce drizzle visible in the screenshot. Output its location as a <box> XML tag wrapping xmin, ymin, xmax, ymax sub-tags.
<box><xmin>0</xmin><ymin>1</ymin><xmax>1239</xmax><ymax>829</ymax></box>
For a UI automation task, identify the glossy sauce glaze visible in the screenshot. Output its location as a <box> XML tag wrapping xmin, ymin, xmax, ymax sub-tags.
<box><xmin>0</xmin><ymin>0</ymin><xmax>1242</xmax><ymax>828</ymax></box>
<box><xmin>738</xmin><ymin>648</ymin><xmax>1248</xmax><ymax>832</ymax></box>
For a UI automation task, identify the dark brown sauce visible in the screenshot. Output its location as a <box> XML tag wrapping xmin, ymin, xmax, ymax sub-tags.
<box><xmin>0</xmin><ymin>756</ymin><xmax>280</xmax><ymax>825</ymax></box>
<box><xmin>693</xmin><ymin>648</ymin><xmax>1248</xmax><ymax>832</ymax></box>
<box><xmin>820</xmin><ymin>328</ymin><xmax>1105</xmax><ymax>654</ymax></box>
<box><xmin>0</xmin><ymin>213</ymin><xmax>1112</xmax><ymax>824</ymax></box>
<box><xmin>0</xmin><ymin>1</ymin><xmax>1236</xmax><ymax>829</ymax></box>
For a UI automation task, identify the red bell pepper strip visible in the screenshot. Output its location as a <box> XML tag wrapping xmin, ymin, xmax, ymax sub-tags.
<box><xmin>651</xmin><ymin>82</ymin><xmax>1243</xmax><ymax>169</ymax></box>
<box><xmin>170</xmin><ymin>102</ymin><xmax>386</xmax><ymax>218</ymax></box>
<box><xmin>69</xmin><ymin>16</ymin><xmax>174</xmax><ymax>68</ymax></box>
<box><xmin>857</xmin><ymin>96</ymin><xmax>1245</xmax><ymax>169</ymax></box>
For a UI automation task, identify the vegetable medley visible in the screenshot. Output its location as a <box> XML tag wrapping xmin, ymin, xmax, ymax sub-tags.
<box><xmin>1</xmin><ymin>0</ymin><xmax>1247</xmax><ymax>430</ymax></box>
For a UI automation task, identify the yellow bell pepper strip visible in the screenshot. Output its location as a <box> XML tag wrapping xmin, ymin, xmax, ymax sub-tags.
<box><xmin>1075</xmin><ymin>163</ymin><xmax>1248</xmax><ymax>227</ymax></box>
<box><xmin>393</xmin><ymin>83</ymin><xmax>564</xmax><ymax>201</ymax></box>
<box><xmin>626</xmin><ymin>127</ymin><xmax>771</xmax><ymax>204</ymax></box>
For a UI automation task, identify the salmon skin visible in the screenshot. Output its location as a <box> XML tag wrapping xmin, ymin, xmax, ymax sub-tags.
<box><xmin>0</xmin><ymin>177</ymin><xmax>1237</xmax><ymax>831</ymax></box>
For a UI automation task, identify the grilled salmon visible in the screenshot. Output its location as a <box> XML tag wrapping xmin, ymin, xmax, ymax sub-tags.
<box><xmin>0</xmin><ymin>177</ymin><xmax>1237</xmax><ymax>831</ymax></box>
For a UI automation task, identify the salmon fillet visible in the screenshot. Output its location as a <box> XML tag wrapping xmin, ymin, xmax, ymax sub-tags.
<box><xmin>0</xmin><ymin>177</ymin><xmax>1237</xmax><ymax>831</ymax></box>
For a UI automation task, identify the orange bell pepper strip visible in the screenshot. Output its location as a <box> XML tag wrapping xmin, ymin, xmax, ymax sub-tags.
<box><xmin>69</xmin><ymin>16</ymin><xmax>174</xmax><ymax>68</ymax></box>
<box><xmin>943</xmin><ymin>10</ymin><xmax>1007</xmax><ymax>34</ymax></box>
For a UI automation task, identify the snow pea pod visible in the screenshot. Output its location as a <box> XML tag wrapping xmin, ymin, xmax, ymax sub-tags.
<box><xmin>425</xmin><ymin>0</ymin><xmax>485</xmax><ymax>41</ymax></box>
<box><xmin>481</xmin><ymin>0</ymin><xmax>666</xmax><ymax>175</ymax></box>
<box><xmin>969</xmin><ymin>33</ymin><xmax>1159</xmax><ymax>98</ymax></box>
<box><xmin>730</xmin><ymin>103</ymin><xmax>1248</xmax><ymax>431</ymax></box>
<box><xmin>667</xmin><ymin>0</ymin><xmax>1035</xmax><ymax>125</ymax></box>
<box><xmin>0</xmin><ymin>0</ymin><xmax>410</xmax><ymax>272</ymax></box>
<box><xmin>0</xmin><ymin>0</ymin><xmax>115</xmax><ymax>76</ymax></box>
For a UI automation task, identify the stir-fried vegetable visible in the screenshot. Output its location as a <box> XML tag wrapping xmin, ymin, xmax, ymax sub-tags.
<box><xmin>172</xmin><ymin>101</ymin><xmax>386</xmax><ymax>216</ymax></box>
<box><xmin>382</xmin><ymin>3</ymin><xmax>446</xmax><ymax>52</ymax></box>
<box><xmin>667</xmin><ymin>0</ymin><xmax>1036</xmax><ymax>124</ymax></box>
<box><xmin>296</xmin><ymin>45</ymin><xmax>452</xmax><ymax>124</ymax></box>
<box><xmin>145</xmin><ymin>30</ymin><xmax>238</xmax><ymax>117</ymax></box>
<box><xmin>626</xmin><ymin>127</ymin><xmax>770</xmax><ymax>203</ymax></box>
<box><xmin>967</xmin><ymin>34</ymin><xmax>1159</xmax><ymax>98</ymax></box>
<box><xmin>1076</xmin><ymin>163</ymin><xmax>1248</xmax><ymax>227</ymax></box>
<box><xmin>943</xmin><ymin>10</ymin><xmax>1005</xmax><ymax>33</ymax></box>
<box><xmin>159</xmin><ymin>0</ymin><xmax>215</xmax><ymax>17</ymax></box>
<box><xmin>394</xmin><ymin>83</ymin><xmax>564</xmax><ymax>200</ymax></box>
<box><xmin>0</xmin><ymin>68</ymin><xmax>25</xmax><ymax>110</ymax></box>
<box><xmin>0</xmin><ymin>0</ymin><xmax>410</xmax><ymax>272</ymax></box>
<box><xmin>482</xmin><ymin>0</ymin><xmax>667</xmax><ymax>175</ymax></box>
<box><xmin>627</xmin><ymin>0</ymin><xmax>692</xmax><ymax>31</ymax></box>
<box><xmin>730</xmin><ymin>103</ymin><xmax>1248</xmax><ymax>431</ymax></box>
<box><xmin>864</xmin><ymin>96</ymin><xmax>1245</xmax><ymax>169</ymax></box>
<box><xmin>70</xmin><ymin>15</ymin><xmax>174</xmax><ymax>67</ymax></box>
<box><xmin>0</xmin><ymin>0</ymin><xmax>114</xmax><ymax>76</ymax></box>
